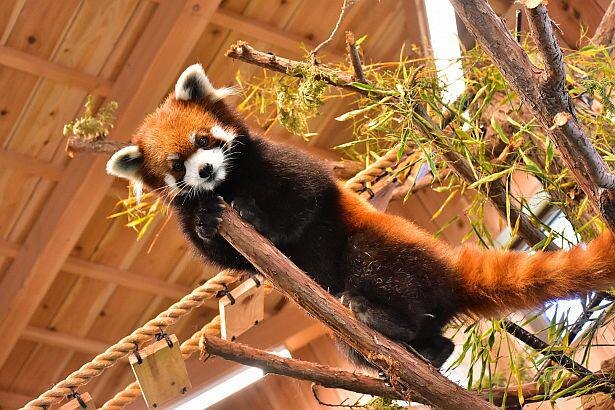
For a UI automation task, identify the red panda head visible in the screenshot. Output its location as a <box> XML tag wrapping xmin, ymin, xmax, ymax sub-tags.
<box><xmin>106</xmin><ymin>64</ymin><xmax>245</xmax><ymax>197</ymax></box>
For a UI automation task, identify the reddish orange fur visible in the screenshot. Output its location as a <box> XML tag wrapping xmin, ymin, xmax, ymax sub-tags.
<box><xmin>132</xmin><ymin>97</ymin><xmax>232</xmax><ymax>187</ymax></box>
<box><xmin>337</xmin><ymin>184</ymin><xmax>615</xmax><ymax>317</ymax></box>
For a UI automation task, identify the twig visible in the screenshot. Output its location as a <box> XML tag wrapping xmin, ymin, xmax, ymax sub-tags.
<box><xmin>310</xmin><ymin>0</ymin><xmax>359</xmax><ymax>64</ymax></box>
<box><xmin>200</xmin><ymin>335</ymin><xmax>404</xmax><ymax>400</ymax></box>
<box><xmin>489</xmin><ymin>376</ymin><xmax>582</xmax><ymax>409</ymax></box>
<box><xmin>502</xmin><ymin>319</ymin><xmax>615</xmax><ymax>393</ymax></box>
<box><xmin>311</xmin><ymin>383</ymin><xmax>366</xmax><ymax>409</ymax></box>
<box><xmin>66</xmin><ymin>135</ymin><xmax>128</xmax><ymax>156</ymax></box>
<box><xmin>226</xmin><ymin>41</ymin><xmax>365</xmax><ymax>95</ymax></box>
<box><xmin>345</xmin><ymin>31</ymin><xmax>367</xmax><ymax>83</ymax></box>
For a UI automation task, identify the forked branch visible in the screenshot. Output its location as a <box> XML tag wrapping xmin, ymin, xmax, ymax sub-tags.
<box><xmin>200</xmin><ymin>335</ymin><xmax>403</xmax><ymax>400</ymax></box>
<box><xmin>448</xmin><ymin>0</ymin><xmax>615</xmax><ymax>229</ymax></box>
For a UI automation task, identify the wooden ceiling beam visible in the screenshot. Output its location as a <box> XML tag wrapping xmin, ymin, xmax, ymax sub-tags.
<box><xmin>0</xmin><ymin>390</ymin><xmax>31</xmax><ymax>410</ymax></box>
<box><xmin>0</xmin><ymin>46</ymin><xmax>113</xmax><ymax>96</ymax></box>
<box><xmin>401</xmin><ymin>0</ymin><xmax>431</xmax><ymax>52</ymax></box>
<box><xmin>0</xmin><ymin>149</ymin><xmax>64</xmax><ymax>180</ymax></box>
<box><xmin>0</xmin><ymin>239</ymin><xmax>217</xmax><ymax>306</ymax></box>
<box><xmin>0</xmin><ymin>0</ymin><xmax>223</xmax><ymax>368</ymax></box>
<box><xmin>21</xmin><ymin>326</ymin><xmax>109</xmax><ymax>355</ymax></box>
<box><xmin>212</xmin><ymin>9</ymin><xmax>319</xmax><ymax>56</ymax></box>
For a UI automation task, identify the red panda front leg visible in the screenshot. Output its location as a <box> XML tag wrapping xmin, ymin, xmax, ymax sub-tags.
<box><xmin>174</xmin><ymin>195</ymin><xmax>253</xmax><ymax>271</ymax></box>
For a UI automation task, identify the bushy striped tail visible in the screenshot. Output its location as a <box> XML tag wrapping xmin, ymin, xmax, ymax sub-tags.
<box><xmin>455</xmin><ymin>230</ymin><xmax>615</xmax><ymax>316</ymax></box>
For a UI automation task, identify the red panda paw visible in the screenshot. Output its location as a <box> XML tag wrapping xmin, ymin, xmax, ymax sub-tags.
<box><xmin>195</xmin><ymin>196</ymin><xmax>225</xmax><ymax>240</ymax></box>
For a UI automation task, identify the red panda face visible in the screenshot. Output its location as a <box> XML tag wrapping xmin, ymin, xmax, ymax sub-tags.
<box><xmin>106</xmin><ymin>64</ymin><xmax>240</xmax><ymax>198</ymax></box>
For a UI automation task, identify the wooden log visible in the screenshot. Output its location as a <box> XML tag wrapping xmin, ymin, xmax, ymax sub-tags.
<box><xmin>217</xmin><ymin>206</ymin><xmax>495</xmax><ymax>409</ymax></box>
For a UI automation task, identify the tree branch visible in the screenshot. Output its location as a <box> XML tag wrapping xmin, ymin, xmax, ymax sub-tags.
<box><xmin>592</xmin><ymin>1</ymin><xmax>615</xmax><ymax>47</ymax></box>
<box><xmin>345</xmin><ymin>31</ymin><xmax>367</xmax><ymax>84</ymax></box>
<box><xmin>200</xmin><ymin>334</ymin><xmax>404</xmax><ymax>400</ymax></box>
<box><xmin>226</xmin><ymin>41</ymin><xmax>364</xmax><ymax>95</ymax></box>
<box><xmin>449</xmin><ymin>0</ymin><xmax>615</xmax><ymax>230</ymax></box>
<box><xmin>524</xmin><ymin>3</ymin><xmax>565</xmax><ymax>87</ymax></box>
<box><xmin>217</xmin><ymin>206</ymin><xmax>495</xmax><ymax>409</ymax></box>
<box><xmin>66</xmin><ymin>136</ymin><xmax>128</xmax><ymax>156</ymax></box>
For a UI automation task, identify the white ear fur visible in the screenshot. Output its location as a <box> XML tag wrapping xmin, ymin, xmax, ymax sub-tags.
<box><xmin>174</xmin><ymin>64</ymin><xmax>236</xmax><ymax>102</ymax></box>
<box><xmin>106</xmin><ymin>145</ymin><xmax>144</xmax><ymax>182</ymax></box>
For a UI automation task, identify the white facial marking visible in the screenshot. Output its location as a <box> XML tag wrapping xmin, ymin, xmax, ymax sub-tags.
<box><xmin>132</xmin><ymin>180</ymin><xmax>143</xmax><ymax>203</ymax></box>
<box><xmin>211</xmin><ymin>125</ymin><xmax>236</xmax><ymax>142</ymax></box>
<box><xmin>164</xmin><ymin>173</ymin><xmax>177</xmax><ymax>189</ymax></box>
<box><xmin>183</xmin><ymin>147</ymin><xmax>227</xmax><ymax>191</ymax></box>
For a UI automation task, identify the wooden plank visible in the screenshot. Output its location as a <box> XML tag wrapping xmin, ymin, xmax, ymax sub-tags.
<box><xmin>0</xmin><ymin>0</ymin><xmax>223</xmax><ymax>367</ymax></box>
<box><xmin>0</xmin><ymin>149</ymin><xmax>64</xmax><ymax>180</ymax></box>
<box><xmin>0</xmin><ymin>0</ymin><xmax>25</xmax><ymax>46</ymax></box>
<box><xmin>220</xmin><ymin>279</ymin><xmax>265</xmax><ymax>341</ymax></box>
<box><xmin>130</xmin><ymin>334</ymin><xmax>191</xmax><ymax>409</ymax></box>
<box><xmin>0</xmin><ymin>46</ymin><xmax>113</xmax><ymax>95</ymax></box>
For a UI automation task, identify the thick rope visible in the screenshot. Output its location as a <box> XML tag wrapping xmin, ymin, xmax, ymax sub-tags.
<box><xmin>100</xmin><ymin>317</ymin><xmax>222</xmax><ymax>410</ymax></box>
<box><xmin>344</xmin><ymin>143</ymin><xmax>413</xmax><ymax>192</ymax></box>
<box><xmin>21</xmin><ymin>271</ymin><xmax>239</xmax><ymax>409</ymax></box>
<box><xmin>23</xmin><ymin>144</ymin><xmax>414</xmax><ymax>409</ymax></box>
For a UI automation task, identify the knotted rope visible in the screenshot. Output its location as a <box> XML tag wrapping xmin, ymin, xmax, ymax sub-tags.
<box><xmin>22</xmin><ymin>270</ymin><xmax>239</xmax><ymax>409</ymax></box>
<box><xmin>344</xmin><ymin>143</ymin><xmax>413</xmax><ymax>192</ymax></box>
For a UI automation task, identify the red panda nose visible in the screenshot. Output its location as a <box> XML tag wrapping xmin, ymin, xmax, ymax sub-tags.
<box><xmin>199</xmin><ymin>164</ymin><xmax>214</xmax><ymax>179</ymax></box>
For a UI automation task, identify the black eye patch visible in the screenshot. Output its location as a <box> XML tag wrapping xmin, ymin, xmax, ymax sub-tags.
<box><xmin>194</xmin><ymin>134</ymin><xmax>225</xmax><ymax>149</ymax></box>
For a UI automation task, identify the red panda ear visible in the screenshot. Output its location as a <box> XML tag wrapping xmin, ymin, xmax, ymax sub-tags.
<box><xmin>106</xmin><ymin>145</ymin><xmax>144</xmax><ymax>182</ymax></box>
<box><xmin>174</xmin><ymin>64</ymin><xmax>235</xmax><ymax>102</ymax></box>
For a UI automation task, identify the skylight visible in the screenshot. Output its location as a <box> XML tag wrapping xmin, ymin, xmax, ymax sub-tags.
<box><xmin>423</xmin><ymin>0</ymin><xmax>466</xmax><ymax>103</ymax></box>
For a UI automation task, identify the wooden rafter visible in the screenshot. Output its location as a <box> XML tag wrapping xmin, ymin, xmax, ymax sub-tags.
<box><xmin>0</xmin><ymin>46</ymin><xmax>113</xmax><ymax>96</ymax></box>
<box><xmin>0</xmin><ymin>390</ymin><xmax>31</xmax><ymax>410</ymax></box>
<box><xmin>0</xmin><ymin>149</ymin><xmax>64</xmax><ymax>180</ymax></box>
<box><xmin>21</xmin><ymin>326</ymin><xmax>110</xmax><ymax>355</ymax></box>
<box><xmin>212</xmin><ymin>9</ymin><xmax>325</xmax><ymax>56</ymax></box>
<box><xmin>0</xmin><ymin>0</ymin><xmax>223</xmax><ymax>368</ymax></box>
<box><xmin>401</xmin><ymin>0</ymin><xmax>430</xmax><ymax>52</ymax></box>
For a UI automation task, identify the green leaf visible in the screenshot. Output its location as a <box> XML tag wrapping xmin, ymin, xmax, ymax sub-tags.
<box><xmin>350</xmin><ymin>82</ymin><xmax>376</xmax><ymax>91</ymax></box>
<box><xmin>520</xmin><ymin>150</ymin><xmax>541</xmax><ymax>175</ymax></box>
<box><xmin>468</xmin><ymin>168</ymin><xmax>512</xmax><ymax>189</ymax></box>
<box><xmin>490</xmin><ymin>115</ymin><xmax>509</xmax><ymax>143</ymax></box>
<box><xmin>354</xmin><ymin>34</ymin><xmax>368</xmax><ymax>46</ymax></box>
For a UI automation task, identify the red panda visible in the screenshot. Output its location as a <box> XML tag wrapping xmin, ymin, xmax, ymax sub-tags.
<box><xmin>106</xmin><ymin>64</ymin><xmax>615</xmax><ymax>368</ymax></box>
